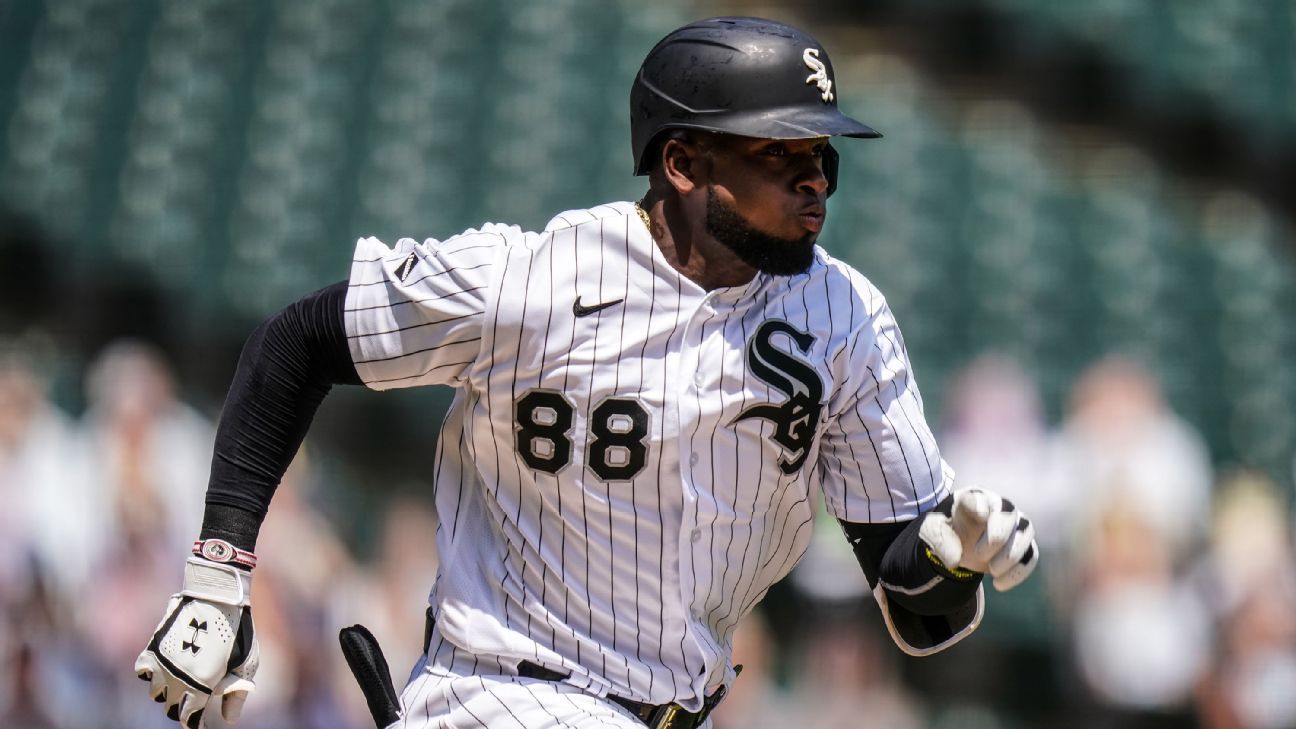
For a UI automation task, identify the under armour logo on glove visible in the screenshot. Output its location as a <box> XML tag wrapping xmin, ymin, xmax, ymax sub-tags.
<box><xmin>182</xmin><ymin>619</ymin><xmax>208</xmax><ymax>655</ymax></box>
<box><xmin>920</xmin><ymin>488</ymin><xmax>1039</xmax><ymax>591</ymax></box>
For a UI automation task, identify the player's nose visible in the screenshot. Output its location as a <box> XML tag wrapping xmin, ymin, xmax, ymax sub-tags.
<box><xmin>794</xmin><ymin>157</ymin><xmax>830</xmax><ymax>196</ymax></box>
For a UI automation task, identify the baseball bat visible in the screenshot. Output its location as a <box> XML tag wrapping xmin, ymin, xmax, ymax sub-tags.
<box><xmin>339</xmin><ymin>624</ymin><xmax>401</xmax><ymax>728</ymax></box>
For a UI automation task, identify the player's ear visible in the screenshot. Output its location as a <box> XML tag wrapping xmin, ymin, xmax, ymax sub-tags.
<box><xmin>661</xmin><ymin>136</ymin><xmax>702</xmax><ymax>195</ymax></box>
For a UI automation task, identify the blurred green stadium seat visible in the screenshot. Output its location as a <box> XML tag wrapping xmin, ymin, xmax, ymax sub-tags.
<box><xmin>975</xmin><ymin>0</ymin><xmax>1296</xmax><ymax>138</ymax></box>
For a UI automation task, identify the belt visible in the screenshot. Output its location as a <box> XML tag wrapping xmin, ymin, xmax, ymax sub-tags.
<box><xmin>422</xmin><ymin>609</ymin><xmax>727</xmax><ymax>728</ymax></box>
<box><xmin>516</xmin><ymin>660</ymin><xmax>726</xmax><ymax>729</ymax></box>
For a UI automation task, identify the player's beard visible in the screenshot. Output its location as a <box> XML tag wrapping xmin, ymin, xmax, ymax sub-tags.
<box><xmin>705</xmin><ymin>188</ymin><xmax>817</xmax><ymax>276</ymax></box>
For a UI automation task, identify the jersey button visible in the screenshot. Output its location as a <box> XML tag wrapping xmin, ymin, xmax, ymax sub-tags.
<box><xmin>690</xmin><ymin>529</ymin><xmax>702</xmax><ymax>543</ymax></box>
<box><xmin>689</xmin><ymin>452</ymin><xmax>699</xmax><ymax>466</ymax></box>
<box><xmin>693</xmin><ymin>372</ymin><xmax>703</xmax><ymax>386</ymax></box>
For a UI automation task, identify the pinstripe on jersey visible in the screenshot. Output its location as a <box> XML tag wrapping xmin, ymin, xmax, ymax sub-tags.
<box><xmin>343</xmin><ymin>201</ymin><xmax>952</xmax><ymax>714</ymax></box>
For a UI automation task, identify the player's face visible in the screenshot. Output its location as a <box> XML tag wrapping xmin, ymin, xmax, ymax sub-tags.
<box><xmin>702</xmin><ymin>136</ymin><xmax>830</xmax><ymax>276</ymax></box>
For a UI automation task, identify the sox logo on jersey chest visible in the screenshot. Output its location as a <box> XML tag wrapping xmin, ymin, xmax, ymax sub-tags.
<box><xmin>733</xmin><ymin>319</ymin><xmax>825</xmax><ymax>474</ymax></box>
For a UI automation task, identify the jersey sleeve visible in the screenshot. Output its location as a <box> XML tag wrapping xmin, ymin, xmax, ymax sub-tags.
<box><xmin>344</xmin><ymin>228</ymin><xmax>510</xmax><ymax>390</ymax></box>
<box><xmin>816</xmin><ymin>292</ymin><xmax>953</xmax><ymax>524</ymax></box>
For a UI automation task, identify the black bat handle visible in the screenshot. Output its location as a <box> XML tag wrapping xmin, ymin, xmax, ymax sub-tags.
<box><xmin>339</xmin><ymin>624</ymin><xmax>402</xmax><ymax>728</ymax></box>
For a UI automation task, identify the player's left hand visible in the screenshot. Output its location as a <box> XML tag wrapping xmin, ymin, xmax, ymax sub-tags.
<box><xmin>135</xmin><ymin>557</ymin><xmax>259</xmax><ymax>728</ymax></box>
<box><xmin>919</xmin><ymin>487</ymin><xmax>1039</xmax><ymax>591</ymax></box>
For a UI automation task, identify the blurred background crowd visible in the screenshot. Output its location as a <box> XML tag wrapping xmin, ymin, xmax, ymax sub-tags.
<box><xmin>0</xmin><ymin>1</ymin><xmax>1294</xmax><ymax>728</ymax></box>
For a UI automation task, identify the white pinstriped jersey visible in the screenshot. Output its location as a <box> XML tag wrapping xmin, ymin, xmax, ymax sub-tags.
<box><xmin>343</xmin><ymin>201</ymin><xmax>952</xmax><ymax>711</ymax></box>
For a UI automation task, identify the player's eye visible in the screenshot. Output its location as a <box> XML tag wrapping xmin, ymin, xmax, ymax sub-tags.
<box><xmin>763</xmin><ymin>144</ymin><xmax>788</xmax><ymax>156</ymax></box>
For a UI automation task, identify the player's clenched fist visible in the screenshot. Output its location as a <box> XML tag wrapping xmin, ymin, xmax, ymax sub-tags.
<box><xmin>920</xmin><ymin>488</ymin><xmax>1039</xmax><ymax>591</ymax></box>
<box><xmin>135</xmin><ymin>545</ymin><xmax>260</xmax><ymax>729</ymax></box>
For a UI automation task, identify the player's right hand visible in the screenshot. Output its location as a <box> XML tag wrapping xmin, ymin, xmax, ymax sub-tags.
<box><xmin>135</xmin><ymin>555</ymin><xmax>259</xmax><ymax>729</ymax></box>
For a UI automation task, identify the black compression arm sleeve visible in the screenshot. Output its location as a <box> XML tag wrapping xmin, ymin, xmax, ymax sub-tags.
<box><xmin>199</xmin><ymin>281</ymin><xmax>361</xmax><ymax>551</ymax></box>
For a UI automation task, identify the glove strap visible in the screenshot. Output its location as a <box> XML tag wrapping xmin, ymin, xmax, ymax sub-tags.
<box><xmin>192</xmin><ymin>538</ymin><xmax>258</xmax><ymax>569</ymax></box>
<box><xmin>182</xmin><ymin>557</ymin><xmax>253</xmax><ymax>607</ymax></box>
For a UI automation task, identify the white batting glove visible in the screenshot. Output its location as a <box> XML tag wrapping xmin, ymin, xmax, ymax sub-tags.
<box><xmin>135</xmin><ymin>553</ymin><xmax>259</xmax><ymax>729</ymax></box>
<box><xmin>919</xmin><ymin>488</ymin><xmax>1039</xmax><ymax>591</ymax></box>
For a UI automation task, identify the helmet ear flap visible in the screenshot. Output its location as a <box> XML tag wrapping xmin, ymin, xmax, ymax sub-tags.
<box><xmin>823</xmin><ymin>143</ymin><xmax>840</xmax><ymax>197</ymax></box>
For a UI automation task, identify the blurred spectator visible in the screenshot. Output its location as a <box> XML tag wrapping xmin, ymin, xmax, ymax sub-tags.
<box><xmin>1195</xmin><ymin>472</ymin><xmax>1296</xmax><ymax>729</ymax></box>
<box><xmin>77</xmin><ymin>340</ymin><xmax>213</xmax><ymax>560</ymax></box>
<box><xmin>0</xmin><ymin>340</ymin><xmax>84</xmax><ymax>604</ymax></box>
<box><xmin>1056</xmin><ymin>356</ymin><xmax>1215</xmax><ymax>724</ymax></box>
<box><xmin>1197</xmin><ymin>470</ymin><xmax>1296</xmax><ymax>617</ymax></box>
<box><xmin>1051</xmin><ymin>355</ymin><xmax>1213</xmax><ymax>558</ymax></box>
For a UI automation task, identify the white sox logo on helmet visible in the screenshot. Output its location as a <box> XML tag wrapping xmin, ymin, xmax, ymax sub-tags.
<box><xmin>803</xmin><ymin>48</ymin><xmax>834</xmax><ymax>102</ymax></box>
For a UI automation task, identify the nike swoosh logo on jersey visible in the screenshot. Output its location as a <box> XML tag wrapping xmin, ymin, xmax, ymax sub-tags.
<box><xmin>572</xmin><ymin>296</ymin><xmax>623</xmax><ymax>317</ymax></box>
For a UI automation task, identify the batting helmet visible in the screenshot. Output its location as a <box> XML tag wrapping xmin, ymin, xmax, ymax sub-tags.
<box><xmin>630</xmin><ymin>16</ymin><xmax>881</xmax><ymax>196</ymax></box>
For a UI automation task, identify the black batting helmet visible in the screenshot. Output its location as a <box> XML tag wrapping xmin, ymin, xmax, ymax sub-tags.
<box><xmin>630</xmin><ymin>16</ymin><xmax>881</xmax><ymax>196</ymax></box>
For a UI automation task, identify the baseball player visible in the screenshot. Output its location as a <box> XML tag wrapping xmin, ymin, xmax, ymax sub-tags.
<box><xmin>135</xmin><ymin>16</ymin><xmax>1039</xmax><ymax>729</ymax></box>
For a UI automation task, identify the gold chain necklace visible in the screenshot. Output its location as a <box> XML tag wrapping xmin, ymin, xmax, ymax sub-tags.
<box><xmin>633</xmin><ymin>200</ymin><xmax>652</xmax><ymax>232</ymax></box>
